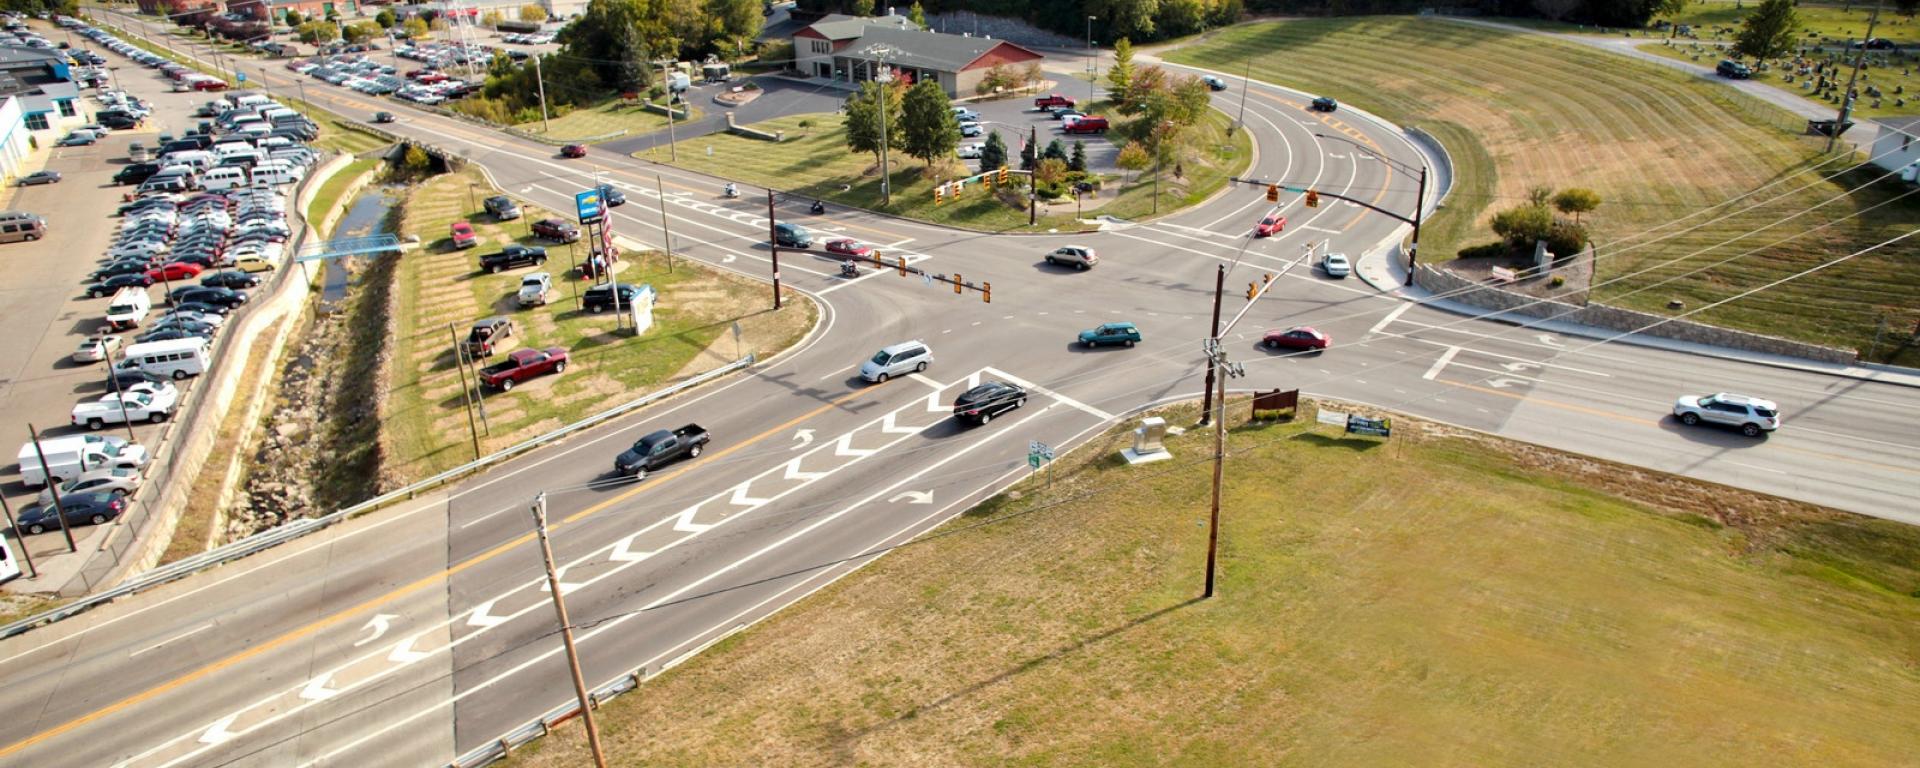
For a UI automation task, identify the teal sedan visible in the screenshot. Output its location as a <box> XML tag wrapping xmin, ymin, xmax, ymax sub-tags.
<box><xmin>1079</xmin><ymin>322</ymin><xmax>1141</xmax><ymax>348</ymax></box>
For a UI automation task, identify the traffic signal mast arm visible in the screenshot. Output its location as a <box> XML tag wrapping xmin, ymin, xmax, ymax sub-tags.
<box><xmin>1279</xmin><ymin>185</ymin><xmax>1414</xmax><ymax>226</ymax></box>
<box><xmin>839</xmin><ymin>251</ymin><xmax>993</xmax><ymax>301</ymax></box>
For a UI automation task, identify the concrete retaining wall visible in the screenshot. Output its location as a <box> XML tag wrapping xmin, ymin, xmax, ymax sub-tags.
<box><xmin>1412</xmin><ymin>264</ymin><xmax>1858</xmax><ymax>365</ymax></box>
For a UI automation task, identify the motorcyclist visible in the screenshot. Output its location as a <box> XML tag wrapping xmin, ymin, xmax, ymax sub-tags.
<box><xmin>840</xmin><ymin>261</ymin><xmax>858</xmax><ymax>278</ymax></box>
<box><xmin>810</xmin><ymin>200</ymin><xmax>826</xmax><ymax>215</ymax></box>
<box><xmin>723</xmin><ymin>182</ymin><xmax>738</xmax><ymax>198</ymax></box>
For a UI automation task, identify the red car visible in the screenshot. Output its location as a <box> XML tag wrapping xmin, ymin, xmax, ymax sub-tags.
<box><xmin>1262</xmin><ymin>326</ymin><xmax>1330</xmax><ymax>351</ymax></box>
<box><xmin>450</xmin><ymin>221</ymin><xmax>477</xmax><ymax>249</ymax></box>
<box><xmin>147</xmin><ymin>261</ymin><xmax>206</xmax><ymax>281</ymax></box>
<box><xmin>1254</xmin><ymin>213</ymin><xmax>1286</xmax><ymax>237</ymax></box>
<box><xmin>417</xmin><ymin>71</ymin><xmax>449</xmax><ymax>84</ymax></box>
<box><xmin>824</xmin><ymin>238</ymin><xmax>874</xmax><ymax>259</ymax></box>
<box><xmin>561</xmin><ymin>144</ymin><xmax>588</xmax><ymax>158</ymax></box>
<box><xmin>191</xmin><ymin>78</ymin><xmax>228</xmax><ymax>92</ymax></box>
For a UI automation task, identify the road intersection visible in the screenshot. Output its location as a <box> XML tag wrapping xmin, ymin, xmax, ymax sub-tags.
<box><xmin>2</xmin><ymin>13</ymin><xmax>1917</xmax><ymax>766</ymax></box>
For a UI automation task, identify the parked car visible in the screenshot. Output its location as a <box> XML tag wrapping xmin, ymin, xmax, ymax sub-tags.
<box><xmin>1254</xmin><ymin>213</ymin><xmax>1286</xmax><ymax>237</ymax></box>
<box><xmin>1673</xmin><ymin>393</ymin><xmax>1780</xmax><ymax>437</ymax></box>
<box><xmin>464</xmin><ymin>316</ymin><xmax>514</xmax><ymax>357</ymax></box>
<box><xmin>56</xmin><ymin>131</ymin><xmax>97</xmax><ymax>146</ymax></box>
<box><xmin>201</xmin><ymin>271</ymin><xmax>261</xmax><ymax>289</ymax></box>
<box><xmin>1044</xmin><ymin>245</ymin><xmax>1098</xmax><ymax>270</ymax></box>
<box><xmin>531</xmin><ymin>218</ymin><xmax>579</xmax><ymax>242</ymax></box>
<box><xmin>87</xmin><ymin>273</ymin><xmax>153</xmax><ymax>297</ymax></box>
<box><xmin>73</xmin><ymin>335</ymin><xmax>123</xmax><ymax>363</ymax></box>
<box><xmin>170</xmin><ymin>285</ymin><xmax>246</xmax><ymax>307</ymax></box>
<box><xmin>1321</xmin><ymin>252</ymin><xmax>1351</xmax><ymax>278</ymax></box>
<box><xmin>483</xmin><ymin>195</ymin><xmax>521</xmax><ymax>220</ymax></box>
<box><xmin>1034</xmin><ymin>93</ymin><xmax>1076</xmax><ymax>109</ymax></box>
<box><xmin>36</xmin><ymin>467</ymin><xmax>142</xmax><ymax>507</ymax></box>
<box><xmin>560</xmin><ymin>143</ymin><xmax>587</xmax><ymax>158</ymax></box>
<box><xmin>958</xmin><ymin>121</ymin><xmax>983</xmax><ymax>137</ymax></box>
<box><xmin>1310</xmin><ymin>96</ymin><xmax>1338</xmax><ymax>112</ymax></box>
<box><xmin>479</xmin><ymin>244</ymin><xmax>547</xmax><ymax>273</ymax></box>
<box><xmin>1079</xmin><ymin>321</ymin><xmax>1142</xmax><ymax>348</ymax></box>
<box><xmin>952</xmin><ymin>106</ymin><xmax>979</xmax><ymax>122</ymax></box>
<box><xmin>450</xmin><ymin>220</ymin><xmax>477</xmax><ymax>249</ymax></box>
<box><xmin>146</xmin><ymin>262</ymin><xmax>204</xmax><ymax>281</ymax></box>
<box><xmin>72</xmin><ymin>388</ymin><xmax>177</xmax><ymax>429</ymax></box>
<box><xmin>16</xmin><ymin>170</ymin><xmax>60</xmax><ymax>186</ymax></box>
<box><xmin>1062</xmin><ymin>115</ymin><xmax>1109</xmax><ymax>134</ymax></box>
<box><xmin>582</xmin><ymin>282</ymin><xmax>646</xmax><ymax>313</ymax></box>
<box><xmin>1262</xmin><ymin>326</ymin><xmax>1331</xmax><ymax>351</ymax></box>
<box><xmin>14</xmin><ymin>492</ymin><xmax>125</xmax><ymax>535</ymax></box>
<box><xmin>952</xmin><ymin>381</ymin><xmax>1027</xmax><ymax>426</ymax></box>
<box><xmin>478</xmin><ymin>346</ymin><xmax>567</xmax><ymax>390</ymax></box>
<box><xmin>957</xmin><ymin>142</ymin><xmax>984</xmax><ymax>160</ymax></box>
<box><xmin>612</xmin><ymin>424</ymin><xmax>709</xmax><ymax>477</ymax></box>
<box><xmin>516</xmin><ymin>272</ymin><xmax>553</xmax><ymax>307</ymax></box>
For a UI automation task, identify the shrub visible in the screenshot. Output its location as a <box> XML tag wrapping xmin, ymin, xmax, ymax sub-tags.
<box><xmin>1549</xmin><ymin>275</ymin><xmax>1567</xmax><ymax>288</ymax></box>
<box><xmin>1456</xmin><ymin>241</ymin><xmax>1513</xmax><ymax>260</ymax></box>
<box><xmin>1545</xmin><ymin>221</ymin><xmax>1588</xmax><ymax>259</ymax></box>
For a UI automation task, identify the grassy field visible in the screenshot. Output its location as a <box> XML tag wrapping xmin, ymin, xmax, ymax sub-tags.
<box><xmin>641</xmin><ymin>109</ymin><xmax>1250</xmax><ymax>232</ymax></box>
<box><xmin>514</xmin><ymin>99</ymin><xmax>687</xmax><ymax>143</ymax></box>
<box><xmin>509</xmin><ymin>401</ymin><xmax>1920</xmax><ymax>767</ymax></box>
<box><xmin>1166</xmin><ymin>18</ymin><xmax>1920</xmax><ymax>365</ymax></box>
<box><xmin>291</xmin><ymin>102</ymin><xmax>395</xmax><ymax>156</ymax></box>
<box><xmin>305</xmin><ymin>157</ymin><xmax>379</xmax><ymax>235</ymax></box>
<box><xmin>382</xmin><ymin>168</ymin><xmax>815</xmax><ymax>482</ymax></box>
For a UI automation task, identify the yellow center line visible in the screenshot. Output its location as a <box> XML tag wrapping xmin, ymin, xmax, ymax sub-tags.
<box><xmin>0</xmin><ymin>384</ymin><xmax>879</xmax><ymax>758</ymax></box>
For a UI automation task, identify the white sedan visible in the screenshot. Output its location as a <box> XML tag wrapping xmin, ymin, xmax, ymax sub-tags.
<box><xmin>957</xmin><ymin>143</ymin><xmax>984</xmax><ymax>160</ymax></box>
<box><xmin>1321</xmin><ymin>252</ymin><xmax>1351</xmax><ymax>279</ymax></box>
<box><xmin>74</xmin><ymin>335</ymin><xmax>122</xmax><ymax>363</ymax></box>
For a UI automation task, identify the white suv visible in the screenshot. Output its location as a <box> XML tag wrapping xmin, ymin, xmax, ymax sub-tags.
<box><xmin>1673</xmin><ymin>393</ymin><xmax>1781</xmax><ymax>437</ymax></box>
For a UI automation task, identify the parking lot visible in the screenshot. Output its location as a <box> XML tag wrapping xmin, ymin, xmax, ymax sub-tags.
<box><xmin>953</xmin><ymin>88</ymin><xmax>1121</xmax><ymax>176</ymax></box>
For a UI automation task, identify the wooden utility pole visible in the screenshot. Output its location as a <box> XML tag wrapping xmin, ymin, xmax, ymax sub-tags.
<box><xmin>530</xmin><ymin>494</ymin><xmax>609</xmax><ymax>768</ymax></box>
<box><xmin>1830</xmin><ymin>0</ymin><xmax>1881</xmax><ymax>154</ymax></box>
<box><xmin>767</xmin><ymin>189</ymin><xmax>783</xmax><ymax>309</ymax></box>
<box><xmin>446</xmin><ymin>323</ymin><xmax>482</xmax><ymax>460</ymax></box>
<box><xmin>1199</xmin><ymin>264</ymin><xmax>1224</xmax><ymax>426</ymax></box>
<box><xmin>26</xmin><ymin>425</ymin><xmax>77</xmax><ymax>553</ymax></box>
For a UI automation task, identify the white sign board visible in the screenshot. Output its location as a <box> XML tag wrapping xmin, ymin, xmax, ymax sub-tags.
<box><xmin>1316</xmin><ymin>408</ymin><xmax>1347</xmax><ymax>427</ymax></box>
<box><xmin>627</xmin><ymin>285</ymin><xmax>658</xmax><ymax>335</ymax></box>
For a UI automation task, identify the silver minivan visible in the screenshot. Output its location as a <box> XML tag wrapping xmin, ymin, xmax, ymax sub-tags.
<box><xmin>859</xmin><ymin>341</ymin><xmax>932</xmax><ymax>383</ymax></box>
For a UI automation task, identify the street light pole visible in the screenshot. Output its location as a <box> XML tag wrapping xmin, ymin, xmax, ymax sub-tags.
<box><xmin>1408</xmin><ymin>165</ymin><xmax>1426</xmax><ymax>272</ymax></box>
<box><xmin>877</xmin><ymin>65</ymin><xmax>893</xmax><ymax>205</ymax></box>
<box><xmin>1085</xmin><ymin>16</ymin><xmax>1096</xmax><ymax>105</ymax></box>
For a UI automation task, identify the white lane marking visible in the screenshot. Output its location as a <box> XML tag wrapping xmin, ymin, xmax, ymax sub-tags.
<box><xmin>1401</xmin><ymin>335</ymin><xmax>1610</xmax><ymax>377</ymax></box>
<box><xmin>1367</xmin><ymin>301</ymin><xmax>1413</xmax><ymax>337</ymax></box>
<box><xmin>1299</xmin><ymin>225</ymin><xmax>1340</xmax><ymax>234</ymax></box>
<box><xmin>458</xmin><ymin>502</ymin><xmax>519</xmax><ymax>529</ymax></box>
<box><xmin>885</xmin><ymin>237</ymin><xmax>915</xmax><ymax>248</ymax></box>
<box><xmin>128</xmin><ymin>623</ymin><xmax>212</xmax><ymax>658</ymax></box>
<box><xmin>1157</xmin><ymin>222</ymin><xmax>1237</xmax><ymax>239</ymax></box>
<box><xmin>983</xmin><ymin>366</ymin><xmax>1114</xmax><ymax>420</ymax></box>
<box><xmin>817</xmin><ymin>365</ymin><xmax>854</xmax><ymax>381</ymax></box>
<box><xmin>1422</xmin><ymin>346</ymin><xmax>1460</xmax><ymax>381</ymax></box>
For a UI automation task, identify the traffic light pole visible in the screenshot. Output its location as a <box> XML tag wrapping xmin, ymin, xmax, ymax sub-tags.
<box><xmin>1199</xmin><ymin>264</ymin><xmax>1223</xmax><ymax>426</ymax></box>
<box><xmin>767</xmin><ymin>190</ymin><xmax>783</xmax><ymax>310</ymax></box>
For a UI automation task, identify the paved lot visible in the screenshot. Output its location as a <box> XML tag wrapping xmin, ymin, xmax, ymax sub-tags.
<box><xmin>0</xmin><ymin>37</ymin><xmax>213</xmax><ymax>592</ymax></box>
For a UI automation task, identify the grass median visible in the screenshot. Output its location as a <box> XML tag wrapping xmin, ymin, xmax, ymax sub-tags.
<box><xmin>382</xmin><ymin>167</ymin><xmax>816</xmax><ymax>482</ymax></box>
<box><xmin>507</xmin><ymin>402</ymin><xmax>1920</xmax><ymax>767</ymax></box>
<box><xmin>513</xmin><ymin>98</ymin><xmax>687</xmax><ymax>144</ymax></box>
<box><xmin>1166</xmin><ymin>17</ymin><xmax>1920</xmax><ymax>365</ymax></box>
<box><xmin>641</xmin><ymin>109</ymin><xmax>1250</xmax><ymax>232</ymax></box>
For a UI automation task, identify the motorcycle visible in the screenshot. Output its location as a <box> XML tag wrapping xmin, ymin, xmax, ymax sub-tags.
<box><xmin>722</xmin><ymin>183</ymin><xmax>739</xmax><ymax>199</ymax></box>
<box><xmin>810</xmin><ymin>200</ymin><xmax>826</xmax><ymax>215</ymax></box>
<box><xmin>840</xmin><ymin>261</ymin><xmax>859</xmax><ymax>278</ymax></box>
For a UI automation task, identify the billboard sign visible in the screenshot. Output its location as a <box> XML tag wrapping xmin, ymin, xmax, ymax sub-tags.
<box><xmin>575</xmin><ymin>189</ymin><xmax>605</xmax><ymax>223</ymax></box>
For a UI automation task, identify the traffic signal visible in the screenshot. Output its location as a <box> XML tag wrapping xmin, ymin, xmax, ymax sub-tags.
<box><xmin>985</xmin><ymin>171</ymin><xmax>995</xmax><ymax>188</ymax></box>
<box><xmin>1264</xmin><ymin>272</ymin><xmax>1274</xmax><ymax>286</ymax></box>
<box><xmin>999</xmin><ymin>166</ymin><xmax>1010</xmax><ymax>185</ymax></box>
<box><xmin>982</xmin><ymin>281</ymin><xmax>991</xmax><ymax>303</ymax></box>
<box><xmin>897</xmin><ymin>255</ymin><xmax>908</xmax><ymax>276</ymax></box>
<box><xmin>1247</xmin><ymin>282</ymin><xmax>1258</xmax><ymax>300</ymax></box>
<box><xmin>954</xmin><ymin>273</ymin><xmax>962</xmax><ymax>294</ymax></box>
<box><xmin>1266</xmin><ymin>184</ymin><xmax>1279</xmax><ymax>202</ymax></box>
<box><xmin>935</xmin><ymin>184</ymin><xmax>945</xmax><ymax>206</ymax></box>
<box><xmin>1305</xmin><ymin>190</ymin><xmax>1320</xmax><ymax>208</ymax></box>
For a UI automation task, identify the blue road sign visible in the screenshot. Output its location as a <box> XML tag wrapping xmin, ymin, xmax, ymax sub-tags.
<box><xmin>575</xmin><ymin>189</ymin><xmax>605</xmax><ymax>223</ymax></box>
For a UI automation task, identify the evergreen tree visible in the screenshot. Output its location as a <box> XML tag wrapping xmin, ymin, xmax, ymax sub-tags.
<box><xmin>1020</xmin><ymin>133</ymin><xmax>1037</xmax><ymax>171</ymax></box>
<box><xmin>1733</xmin><ymin>0</ymin><xmax>1798</xmax><ymax>60</ymax></box>
<box><xmin>980</xmin><ymin>131</ymin><xmax>1008</xmax><ymax>171</ymax></box>
<box><xmin>908</xmin><ymin>1</ymin><xmax>927</xmax><ymax>29</ymax></box>
<box><xmin>1070</xmin><ymin>140</ymin><xmax>1087</xmax><ymax>172</ymax></box>
<box><xmin>1043</xmin><ymin>138</ymin><xmax>1068</xmax><ymax>163</ymax></box>
<box><xmin>1106</xmin><ymin>37</ymin><xmax>1134</xmax><ymax>95</ymax></box>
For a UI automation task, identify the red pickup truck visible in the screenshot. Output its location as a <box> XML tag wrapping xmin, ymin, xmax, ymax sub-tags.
<box><xmin>1034</xmin><ymin>93</ymin><xmax>1076</xmax><ymax>109</ymax></box>
<box><xmin>479</xmin><ymin>346</ymin><xmax>568</xmax><ymax>391</ymax></box>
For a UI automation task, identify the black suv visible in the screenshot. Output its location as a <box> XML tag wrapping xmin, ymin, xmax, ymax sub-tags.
<box><xmin>113</xmin><ymin>163</ymin><xmax>160</xmax><ymax>185</ymax></box>
<box><xmin>583</xmin><ymin>282</ymin><xmax>645</xmax><ymax>313</ymax></box>
<box><xmin>1716</xmin><ymin>59</ymin><xmax>1752</xmax><ymax>79</ymax></box>
<box><xmin>170</xmin><ymin>285</ymin><xmax>247</xmax><ymax>307</ymax></box>
<box><xmin>597</xmin><ymin>184</ymin><xmax>626</xmax><ymax>207</ymax></box>
<box><xmin>951</xmin><ymin>381</ymin><xmax>1027</xmax><ymax>426</ymax></box>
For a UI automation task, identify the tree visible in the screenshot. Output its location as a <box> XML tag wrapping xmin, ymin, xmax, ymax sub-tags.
<box><xmin>1020</xmin><ymin>133</ymin><xmax>1036</xmax><ymax>171</ymax></box>
<box><xmin>1900</xmin><ymin>0</ymin><xmax>1919</xmax><ymax>17</ymax></box>
<box><xmin>481</xmin><ymin>10</ymin><xmax>505</xmax><ymax>28</ymax></box>
<box><xmin>296</xmin><ymin>20</ymin><xmax>338</xmax><ymax>45</ymax></box>
<box><xmin>1070</xmin><ymin>140</ymin><xmax>1087</xmax><ymax>172</ymax></box>
<box><xmin>850</xmin><ymin>0</ymin><xmax>873</xmax><ymax>15</ymax></box>
<box><xmin>374</xmin><ymin>9</ymin><xmax>394</xmax><ymax>28</ymax></box>
<box><xmin>1036</xmin><ymin>157</ymin><xmax>1068</xmax><ymax>188</ymax></box>
<box><xmin>712</xmin><ymin>0</ymin><xmax>762</xmax><ymax>44</ymax></box>
<box><xmin>1119</xmin><ymin>64</ymin><xmax>1166</xmax><ymax>116</ymax></box>
<box><xmin>1490</xmin><ymin>204</ymin><xmax>1553</xmax><ymax>245</ymax></box>
<box><xmin>343</xmin><ymin>21</ymin><xmax>383</xmax><ymax>43</ymax></box>
<box><xmin>1551</xmin><ymin>187</ymin><xmax>1602</xmax><ymax>224</ymax></box>
<box><xmin>844</xmin><ymin>79</ymin><xmax>903</xmax><ymax>165</ymax></box>
<box><xmin>1042</xmin><ymin>138</ymin><xmax>1068</xmax><ymax>163</ymax></box>
<box><xmin>403</xmin><ymin>144</ymin><xmax>432</xmax><ymax>175</ymax></box>
<box><xmin>1106</xmin><ymin>37</ymin><xmax>1134</xmax><ymax>96</ymax></box>
<box><xmin>908</xmin><ymin>0</ymin><xmax>926</xmax><ymax>29</ymax></box>
<box><xmin>1534</xmin><ymin>0</ymin><xmax>1580</xmax><ymax>21</ymax></box>
<box><xmin>403</xmin><ymin>16</ymin><xmax>429</xmax><ymax>40</ymax></box>
<box><xmin>1734</xmin><ymin>0</ymin><xmax>1799</xmax><ymax>60</ymax></box>
<box><xmin>1156</xmin><ymin>0</ymin><xmax>1205</xmax><ymax>37</ymax></box>
<box><xmin>1116</xmin><ymin>141</ymin><xmax>1149</xmax><ymax>175</ymax></box>
<box><xmin>282</xmin><ymin>8</ymin><xmax>302</xmax><ymax>26</ymax></box>
<box><xmin>900</xmin><ymin>79</ymin><xmax>959</xmax><ymax>165</ymax></box>
<box><xmin>520</xmin><ymin>3</ymin><xmax>549</xmax><ymax>22</ymax></box>
<box><xmin>1651</xmin><ymin>0</ymin><xmax>1688</xmax><ymax>24</ymax></box>
<box><xmin>1526</xmin><ymin>184</ymin><xmax>1553</xmax><ymax>207</ymax></box>
<box><xmin>980</xmin><ymin>131</ymin><xmax>1008</xmax><ymax>171</ymax></box>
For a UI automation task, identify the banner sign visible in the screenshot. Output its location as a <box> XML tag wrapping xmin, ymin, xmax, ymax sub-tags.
<box><xmin>1346</xmin><ymin>415</ymin><xmax>1392</xmax><ymax>438</ymax></box>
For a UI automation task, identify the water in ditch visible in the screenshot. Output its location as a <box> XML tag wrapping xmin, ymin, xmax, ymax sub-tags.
<box><xmin>319</xmin><ymin>186</ymin><xmax>404</xmax><ymax>309</ymax></box>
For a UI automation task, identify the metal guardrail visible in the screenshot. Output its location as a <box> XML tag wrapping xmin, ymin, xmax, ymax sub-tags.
<box><xmin>0</xmin><ymin>355</ymin><xmax>755</xmax><ymax>641</ymax></box>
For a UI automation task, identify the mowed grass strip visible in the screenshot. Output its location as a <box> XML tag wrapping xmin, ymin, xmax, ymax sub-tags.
<box><xmin>516</xmin><ymin>98</ymin><xmax>686</xmax><ymax>143</ymax></box>
<box><xmin>306</xmin><ymin>157</ymin><xmax>379</xmax><ymax>235</ymax></box>
<box><xmin>507</xmin><ymin>404</ymin><xmax>1920</xmax><ymax>768</ymax></box>
<box><xmin>642</xmin><ymin>109</ymin><xmax>1250</xmax><ymax>232</ymax></box>
<box><xmin>383</xmin><ymin>169</ymin><xmax>815</xmax><ymax>482</ymax></box>
<box><xmin>1167</xmin><ymin>18</ymin><xmax>1920</xmax><ymax>363</ymax></box>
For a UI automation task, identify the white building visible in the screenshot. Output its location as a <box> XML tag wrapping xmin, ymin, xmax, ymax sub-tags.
<box><xmin>1867</xmin><ymin>117</ymin><xmax>1920</xmax><ymax>180</ymax></box>
<box><xmin>0</xmin><ymin>96</ymin><xmax>30</xmax><ymax>185</ymax></box>
<box><xmin>0</xmin><ymin>45</ymin><xmax>84</xmax><ymax>143</ymax></box>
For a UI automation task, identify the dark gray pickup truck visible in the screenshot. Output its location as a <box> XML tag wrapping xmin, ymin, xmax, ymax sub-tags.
<box><xmin>613</xmin><ymin>424</ymin><xmax>709</xmax><ymax>478</ymax></box>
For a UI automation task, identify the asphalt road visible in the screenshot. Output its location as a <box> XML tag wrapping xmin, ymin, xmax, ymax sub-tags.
<box><xmin>1</xmin><ymin>11</ymin><xmax>1916</xmax><ymax>767</ymax></box>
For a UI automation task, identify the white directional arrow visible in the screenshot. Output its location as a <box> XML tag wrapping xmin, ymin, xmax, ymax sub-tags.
<box><xmin>608</xmin><ymin>532</ymin><xmax>650</xmax><ymax>562</ymax></box>
<box><xmin>880</xmin><ymin>412</ymin><xmax>919</xmax><ymax>435</ymax></box>
<box><xmin>889</xmin><ymin>490</ymin><xmax>933</xmax><ymax>505</ymax></box>
<box><xmin>783</xmin><ymin>457</ymin><xmax>827</xmax><ymax>481</ymax></box>
<box><xmin>388</xmin><ymin>633</ymin><xmax>431</xmax><ymax>664</ymax></box>
<box><xmin>299</xmin><ymin>673</ymin><xmax>339</xmax><ymax>701</ymax></box>
<box><xmin>539</xmin><ymin>567</ymin><xmax>582</xmax><ymax>594</ymax></box>
<box><xmin>834</xmin><ymin>433</ymin><xmax>876</xmax><ymax>458</ymax></box>
<box><xmin>722</xmin><ymin>254</ymin><xmax>736</xmax><ymax>263</ymax></box>
<box><xmin>1500</xmin><ymin>362</ymin><xmax>1540</xmax><ymax>372</ymax></box>
<box><xmin>1535</xmin><ymin>334</ymin><xmax>1564</xmax><ymax>347</ymax></box>
<box><xmin>791</xmin><ymin>429</ymin><xmax>815</xmax><ymax>450</ymax></box>
<box><xmin>354</xmin><ymin>613</ymin><xmax>398</xmax><ymax>647</ymax></box>
<box><xmin>199</xmin><ymin>714</ymin><xmax>240</xmax><ymax>745</ymax></box>
<box><xmin>466</xmin><ymin>599</ymin><xmax>508</xmax><ymax>628</ymax></box>
<box><xmin>729</xmin><ymin>481</ymin><xmax>770</xmax><ymax>507</ymax></box>
<box><xmin>1488</xmin><ymin>377</ymin><xmax>1528</xmax><ymax>389</ymax></box>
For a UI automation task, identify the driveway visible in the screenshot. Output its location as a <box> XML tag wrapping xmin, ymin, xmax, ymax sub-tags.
<box><xmin>601</xmin><ymin>75</ymin><xmax>853</xmax><ymax>155</ymax></box>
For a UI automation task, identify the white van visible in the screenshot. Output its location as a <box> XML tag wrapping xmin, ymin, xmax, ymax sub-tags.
<box><xmin>259</xmin><ymin>106</ymin><xmax>297</xmax><ymax>122</ymax></box>
<box><xmin>118</xmin><ymin>337</ymin><xmax>210</xmax><ymax>380</ymax></box>
<box><xmin>249</xmin><ymin>162</ymin><xmax>302</xmax><ymax>186</ymax></box>
<box><xmin>232</xmin><ymin>93</ymin><xmax>272</xmax><ymax>110</ymax></box>
<box><xmin>160</xmin><ymin>150</ymin><xmax>214</xmax><ymax>171</ymax></box>
<box><xmin>201</xmin><ymin>165</ymin><xmax>249</xmax><ymax>191</ymax></box>
<box><xmin>269</xmin><ymin>147</ymin><xmax>315</xmax><ymax>167</ymax></box>
<box><xmin>105</xmin><ymin>286</ymin><xmax>151</xmax><ymax>330</ymax></box>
